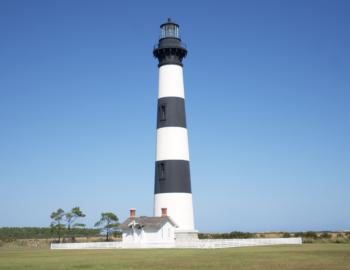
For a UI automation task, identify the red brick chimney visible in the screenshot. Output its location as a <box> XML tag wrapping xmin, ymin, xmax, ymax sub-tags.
<box><xmin>161</xmin><ymin>208</ymin><xmax>167</xmax><ymax>217</ymax></box>
<box><xmin>129</xmin><ymin>208</ymin><xmax>136</xmax><ymax>219</ymax></box>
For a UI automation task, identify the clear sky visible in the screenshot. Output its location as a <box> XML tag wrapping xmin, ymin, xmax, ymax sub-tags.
<box><xmin>0</xmin><ymin>0</ymin><xmax>349</xmax><ymax>232</ymax></box>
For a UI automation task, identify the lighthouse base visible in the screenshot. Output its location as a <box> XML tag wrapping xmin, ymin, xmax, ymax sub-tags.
<box><xmin>154</xmin><ymin>193</ymin><xmax>195</xmax><ymax>230</ymax></box>
<box><xmin>175</xmin><ymin>230</ymin><xmax>199</xmax><ymax>242</ymax></box>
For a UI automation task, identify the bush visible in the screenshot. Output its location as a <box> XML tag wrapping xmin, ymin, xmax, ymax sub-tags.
<box><xmin>227</xmin><ymin>231</ymin><xmax>256</xmax><ymax>239</ymax></box>
<box><xmin>283</xmin><ymin>232</ymin><xmax>291</xmax><ymax>238</ymax></box>
<box><xmin>198</xmin><ymin>231</ymin><xmax>256</xmax><ymax>239</ymax></box>
<box><xmin>112</xmin><ymin>231</ymin><xmax>122</xmax><ymax>238</ymax></box>
<box><xmin>295</xmin><ymin>231</ymin><xmax>318</xmax><ymax>239</ymax></box>
<box><xmin>320</xmin><ymin>232</ymin><xmax>332</xmax><ymax>239</ymax></box>
<box><xmin>303</xmin><ymin>238</ymin><xmax>315</xmax><ymax>244</ymax></box>
<box><xmin>334</xmin><ymin>238</ymin><xmax>346</xmax><ymax>244</ymax></box>
<box><xmin>304</xmin><ymin>231</ymin><xmax>318</xmax><ymax>239</ymax></box>
<box><xmin>294</xmin><ymin>232</ymin><xmax>302</xmax><ymax>237</ymax></box>
<box><xmin>0</xmin><ymin>227</ymin><xmax>100</xmax><ymax>240</ymax></box>
<box><xmin>346</xmin><ymin>232</ymin><xmax>350</xmax><ymax>239</ymax></box>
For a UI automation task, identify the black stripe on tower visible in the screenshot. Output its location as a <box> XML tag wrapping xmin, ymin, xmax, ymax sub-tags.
<box><xmin>154</xmin><ymin>160</ymin><xmax>191</xmax><ymax>194</ymax></box>
<box><xmin>155</xmin><ymin>96</ymin><xmax>192</xmax><ymax>194</ymax></box>
<box><xmin>153</xmin><ymin>42</ymin><xmax>187</xmax><ymax>67</ymax></box>
<box><xmin>157</xmin><ymin>97</ymin><xmax>186</xmax><ymax>128</ymax></box>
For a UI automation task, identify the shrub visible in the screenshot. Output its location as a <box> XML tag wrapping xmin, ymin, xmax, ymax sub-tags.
<box><xmin>198</xmin><ymin>231</ymin><xmax>256</xmax><ymax>239</ymax></box>
<box><xmin>304</xmin><ymin>231</ymin><xmax>318</xmax><ymax>239</ymax></box>
<box><xmin>334</xmin><ymin>238</ymin><xmax>346</xmax><ymax>244</ymax></box>
<box><xmin>0</xmin><ymin>227</ymin><xmax>100</xmax><ymax>240</ymax></box>
<box><xmin>319</xmin><ymin>232</ymin><xmax>332</xmax><ymax>239</ymax></box>
<box><xmin>302</xmin><ymin>238</ymin><xmax>315</xmax><ymax>244</ymax></box>
<box><xmin>112</xmin><ymin>231</ymin><xmax>122</xmax><ymax>238</ymax></box>
<box><xmin>229</xmin><ymin>231</ymin><xmax>256</xmax><ymax>238</ymax></box>
<box><xmin>283</xmin><ymin>232</ymin><xmax>291</xmax><ymax>238</ymax></box>
<box><xmin>295</xmin><ymin>231</ymin><xmax>318</xmax><ymax>239</ymax></box>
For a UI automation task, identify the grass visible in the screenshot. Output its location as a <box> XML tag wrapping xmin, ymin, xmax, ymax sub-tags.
<box><xmin>0</xmin><ymin>244</ymin><xmax>349</xmax><ymax>270</ymax></box>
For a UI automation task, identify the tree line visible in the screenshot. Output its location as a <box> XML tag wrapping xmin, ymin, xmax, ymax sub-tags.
<box><xmin>50</xmin><ymin>207</ymin><xmax>120</xmax><ymax>242</ymax></box>
<box><xmin>198</xmin><ymin>231</ymin><xmax>256</xmax><ymax>239</ymax></box>
<box><xmin>0</xmin><ymin>227</ymin><xmax>100</xmax><ymax>240</ymax></box>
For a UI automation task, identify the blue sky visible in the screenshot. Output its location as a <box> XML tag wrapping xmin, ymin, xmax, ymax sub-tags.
<box><xmin>0</xmin><ymin>0</ymin><xmax>349</xmax><ymax>232</ymax></box>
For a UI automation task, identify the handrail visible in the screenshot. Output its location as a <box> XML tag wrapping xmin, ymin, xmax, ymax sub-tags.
<box><xmin>153</xmin><ymin>42</ymin><xmax>187</xmax><ymax>51</ymax></box>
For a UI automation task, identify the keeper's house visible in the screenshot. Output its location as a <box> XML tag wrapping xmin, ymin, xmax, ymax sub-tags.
<box><xmin>119</xmin><ymin>208</ymin><xmax>177</xmax><ymax>245</ymax></box>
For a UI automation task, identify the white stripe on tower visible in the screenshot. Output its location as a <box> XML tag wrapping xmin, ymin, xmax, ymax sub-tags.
<box><xmin>156</xmin><ymin>127</ymin><xmax>189</xmax><ymax>161</ymax></box>
<box><xmin>153</xmin><ymin>19</ymin><xmax>195</xmax><ymax>232</ymax></box>
<box><xmin>158</xmin><ymin>65</ymin><xmax>185</xmax><ymax>98</ymax></box>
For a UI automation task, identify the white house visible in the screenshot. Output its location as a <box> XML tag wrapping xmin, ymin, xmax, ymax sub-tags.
<box><xmin>119</xmin><ymin>208</ymin><xmax>177</xmax><ymax>246</ymax></box>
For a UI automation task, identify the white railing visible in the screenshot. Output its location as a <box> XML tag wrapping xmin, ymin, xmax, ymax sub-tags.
<box><xmin>51</xmin><ymin>241</ymin><xmax>123</xmax><ymax>249</ymax></box>
<box><xmin>176</xmin><ymin>237</ymin><xmax>302</xmax><ymax>249</ymax></box>
<box><xmin>50</xmin><ymin>237</ymin><xmax>302</xmax><ymax>249</ymax></box>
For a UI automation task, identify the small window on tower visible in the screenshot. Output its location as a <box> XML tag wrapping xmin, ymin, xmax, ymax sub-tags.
<box><xmin>158</xmin><ymin>162</ymin><xmax>165</xmax><ymax>180</ymax></box>
<box><xmin>159</xmin><ymin>104</ymin><xmax>166</xmax><ymax>121</ymax></box>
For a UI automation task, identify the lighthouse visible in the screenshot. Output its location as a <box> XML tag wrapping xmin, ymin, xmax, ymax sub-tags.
<box><xmin>153</xmin><ymin>19</ymin><xmax>197</xmax><ymax>239</ymax></box>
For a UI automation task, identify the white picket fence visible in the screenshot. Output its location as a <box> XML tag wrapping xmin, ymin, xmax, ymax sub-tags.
<box><xmin>176</xmin><ymin>237</ymin><xmax>302</xmax><ymax>249</ymax></box>
<box><xmin>50</xmin><ymin>237</ymin><xmax>302</xmax><ymax>249</ymax></box>
<box><xmin>51</xmin><ymin>241</ymin><xmax>123</xmax><ymax>249</ymax></box>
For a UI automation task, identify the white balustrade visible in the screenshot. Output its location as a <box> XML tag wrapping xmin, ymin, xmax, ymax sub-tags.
<box><xmin>50</xmin><ymin>237</ymin><xmax>302</xmax><ymax>249</ymax></box>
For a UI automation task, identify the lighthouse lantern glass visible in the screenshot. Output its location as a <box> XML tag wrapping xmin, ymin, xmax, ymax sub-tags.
<box><xmin>161</xmin><ymin>24</ymin><xmax>179</xmax><ymax>38</ymax></box>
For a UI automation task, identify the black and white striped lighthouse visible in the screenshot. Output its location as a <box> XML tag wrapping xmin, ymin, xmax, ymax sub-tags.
<box><xmin>153</xmin><ymin>19</ymin><xmax>196</xmax><ymax>235</ymax></box>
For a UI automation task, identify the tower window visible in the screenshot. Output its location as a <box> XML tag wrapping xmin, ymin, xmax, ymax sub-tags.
<box><xmin>158</xmin><ymin>162</ymin><xmax>165</xmax><ymax>180</ymax></box>
<box><xmin>159</xmin><ymin>104</ymin><xmax>166</xmax><ymax>121</ymax></box>
<box><xmin>160</xmin><ymin>21</ymin><xmax>179</xmax><ymax>39</ymax></box>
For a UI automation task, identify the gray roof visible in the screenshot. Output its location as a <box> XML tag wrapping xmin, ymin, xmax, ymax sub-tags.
<box><xmin>119</xmin><ymin>216</ymin><xmax>177</xmax><ymax>230</ymax></box>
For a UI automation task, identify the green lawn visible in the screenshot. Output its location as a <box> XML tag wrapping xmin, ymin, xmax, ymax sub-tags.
<box><xmin>0</xmin><ymin>244</ymin><xmax>349</xmax><ymax>270</ymax></box>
